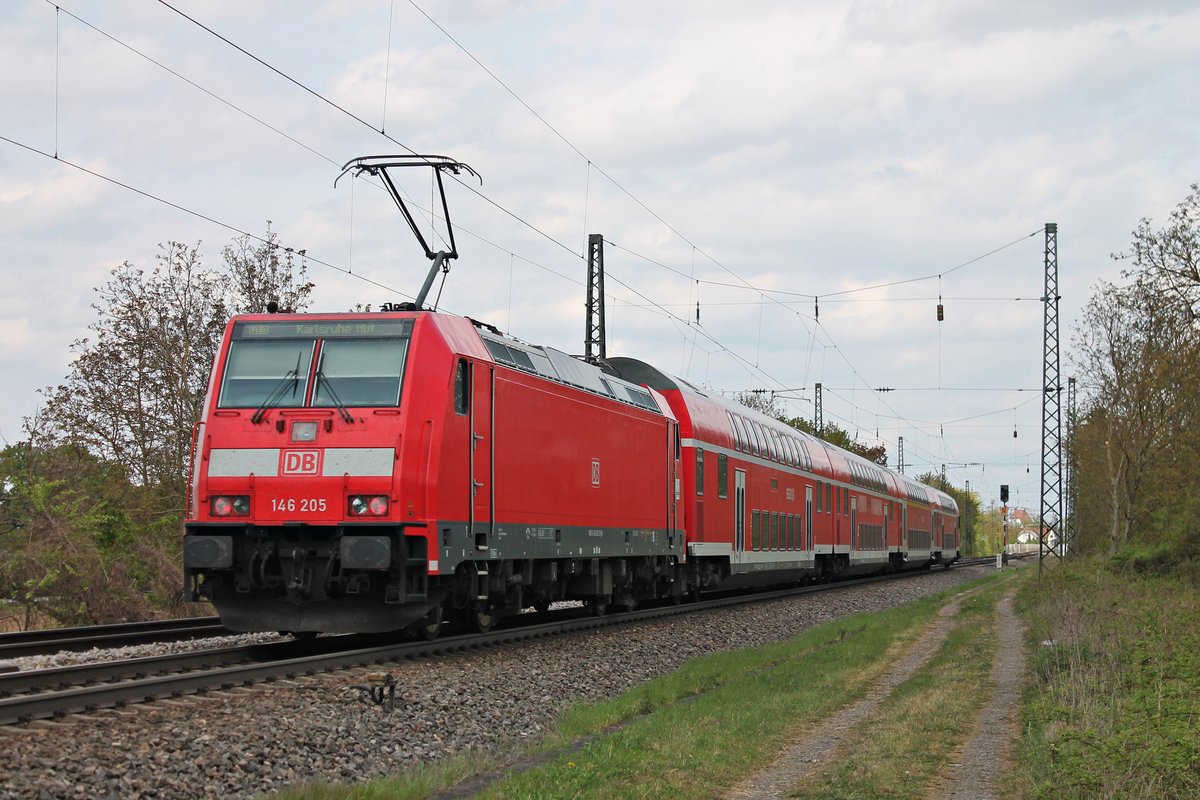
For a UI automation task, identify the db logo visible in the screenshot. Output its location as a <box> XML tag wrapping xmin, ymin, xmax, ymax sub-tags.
<box><xmin>280</xmin><ymin>450</ymin><xmax>321</xmax><ymax>476</ymax></box>
<box><xmin>591</xmin><ymin>458</ymin><xmax>601</xmax><ymax>487</ymax></box>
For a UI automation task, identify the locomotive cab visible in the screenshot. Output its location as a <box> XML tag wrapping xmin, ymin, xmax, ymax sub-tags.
<box><xmin>184</xmin><ymin>313</ymin><xmax>445</xmax><ymax>633</ymax></box>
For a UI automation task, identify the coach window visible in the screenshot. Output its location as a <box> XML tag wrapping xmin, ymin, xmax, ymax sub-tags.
<box><xmin>752</xmin><ymin>510</ymin><xmax>761</xmax><ymax>550</ymax></box>
<box><xmin>454</xmin><ymin>360</ymin><xmax>469</xmax><ymax>415</ymax></box>
<box><xmin>729</xmin><ymin>414</ymin><xmax>745</xmax><ymax>452</ymax></box>
<box><xmin>696</xmin><ymin>448</ymin><xmax>705</xmax><ymax>496</ymax></box>
<box><xmin>816</xmin><ymin>481</ymin><xmax>823</xmax><ymax>512</ymax></box>
<box><xmin>717</xmin><ymin>454</ymin><xmax>729</xmax><ymax>499</ymax></box>
<box><xmin>797</xmin><ymin>439</ymin><xmax>811</xmax><ymax>470</ymax></box>
<box><xmin>827</xmin><ymin>483</ymin><xmax>833</xmax><ymax>513</ymax></box>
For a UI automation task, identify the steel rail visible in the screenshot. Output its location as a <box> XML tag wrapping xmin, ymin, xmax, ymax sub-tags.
<box><xmin>0</xmin><ymin>617</ymin><xmax>227</xmax><ymax>659</ymax></box>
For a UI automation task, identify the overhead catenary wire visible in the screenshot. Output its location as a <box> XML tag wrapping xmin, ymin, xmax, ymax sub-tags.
<box><xmin>40</xmin><ymin>2</ymin><xmax>1044</xmax><ymax>483</ymax></box>
<box><xmin>0</xmin><ymin>134</ymin><xmax>419</xmax><ymax>302</ymax></box>
<box><xmin>153</xmin><ymin>0</ymin><xmax>1039</xmax><ymax>442</ymax></box>
<box><xmin>127</xmin><ymin>0</ymin><xmax>814</xmax><ymax>396</ymax></box>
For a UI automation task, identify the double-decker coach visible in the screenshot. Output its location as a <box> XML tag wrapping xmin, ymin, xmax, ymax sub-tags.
<box><xmin>605</xmin><ymin>357</ymin><xmax>959</xmax><ymax>592</ymax></box>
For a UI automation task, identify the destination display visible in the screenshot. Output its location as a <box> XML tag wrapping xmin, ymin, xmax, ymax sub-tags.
<box><xmin>232</xmin><ymin>318</ymin><xmax>414</xmax><ymax>339</ymax></box>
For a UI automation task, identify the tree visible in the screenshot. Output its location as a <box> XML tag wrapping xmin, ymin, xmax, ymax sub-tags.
<box><xmin>34</xmin><ymin>242</ymin><xmax>227</xmax><ymax>497</ymax></box>
<box><xmin>33</xmin><ymin>226</ymin><xmax>313</xmax><ymax>500</ymax></box>
<box><xmin>1115</xmin><ymin>183</ymin><xmax>1200</xmax><ymax>321</ymax></box>
<box><xmin>6</xmin><ymin>226</ymin><xmax>315</xmax><ymax>625</ymax></box>
<box><xmin>1071</xmin><ymin>187</ymin><xmax>1200</xmax><ymax>557</ymax></box>
<box><xmin>1071</xmin><ymin>279</ymin><xmax>1200</xmax><ymax>554</ymax></box>
<box><xmin>0</xmin><ymin>441</ymin><xmax>181</xmax><ymax>627</ymax></box>
<box><xmin>223</xmin><ymin>221</ymin><xmax>314</xmax><ymax>315</ymax></box>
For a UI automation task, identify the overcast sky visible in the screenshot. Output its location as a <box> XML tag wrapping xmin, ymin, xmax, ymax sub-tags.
<box><xmin>2</xmin><ymin>0</ymin><xmax>1197</xmax><ymax>511</ymax></box>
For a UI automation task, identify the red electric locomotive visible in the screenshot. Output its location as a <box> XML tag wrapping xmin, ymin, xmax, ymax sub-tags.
<box><xmin>183</xmin><ymin>311</ymin><xmax>685</xmax><ymax>634</ymax></box>
<box><xmin>182</xmin><ymin>154</ymin><xmax>958</xmax><ymax>636</ymax></box>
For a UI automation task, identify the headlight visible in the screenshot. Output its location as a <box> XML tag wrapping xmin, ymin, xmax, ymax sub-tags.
<box><xmin>211</xmin><ymin>495</ymin><xmax>251</xmax><ymax>517</ymax></box>
<box><xmin>349</xmin><ymin>495</ymin><xmax>389</xmax><ymax>516</ymax></box>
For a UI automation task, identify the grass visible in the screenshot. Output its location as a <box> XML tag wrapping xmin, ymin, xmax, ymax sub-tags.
<box><xmin>1014</xmin><ymin>561</ymin><xmax>1200</xmax><ymax>800</ymax></box>
<box><xmin>270</xmin><ymin>751</ymin><xmax>497</xmax><ymax>800</ymax></box>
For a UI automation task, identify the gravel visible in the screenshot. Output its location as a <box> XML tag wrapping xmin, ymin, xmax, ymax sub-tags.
<box><xmin>0</xmin><ymin>565</ymin><xmax>996</xmax><ymax>799</ymax></box>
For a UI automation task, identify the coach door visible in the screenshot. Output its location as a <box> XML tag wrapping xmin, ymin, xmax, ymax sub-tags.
<box><xmin>667</xmin><ymin>421</ymin><xmax>679</xmax><ymax>542</ymax></box>
<box><xmin>850</xmin><ymin>496</ymin><xmax>858</xmax><ymax>552</ymax></box>
<box><xmin>805</xmin><ymin>486</ymin><xmax>813</xmax><ymax>551</ymax></box>
<box><xmin>734</xmin><ymin>469</ymin><xmax>747</xmax><ymax>551</ymax></box>
<box><xmin>470</xmin><ymin>362</ymin><xmax>494</xmax><ymax>547</ymax></box>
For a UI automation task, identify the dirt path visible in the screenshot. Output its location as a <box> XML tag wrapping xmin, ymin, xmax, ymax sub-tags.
<box><xmin>928</xmin><ymin>593</ymin><xmax>1026</xmax><ymax>800</ymax></box>
<box><xmin>722</xmin><ymin>593</ymin><xmax>971</xmax><ymax>800</ymax></box>
<box><xmin>722</xmin><ymin>586</ymin><xmax>1027</xmax><ymax>800</ymax></box>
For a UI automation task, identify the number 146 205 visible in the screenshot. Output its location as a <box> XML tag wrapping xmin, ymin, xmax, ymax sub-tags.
<box><xmin>270</xmin><ymin>497</ymin><xmax>328</xmax><ymax>513</ymax></box>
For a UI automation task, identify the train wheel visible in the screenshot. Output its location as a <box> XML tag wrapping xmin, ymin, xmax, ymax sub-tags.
<box><xmin>413</xmin><ymin>605</ymin><xmax>444</xmax><ymax>641</ymax></box>
<box><xmin>533</xmin><ymin>598</ymin><xmax>552</xmax><ymax>614</ymax></box>
<box><xmin>471</xmin><ymin>605</ymin><xmax>496</xmax><ymax>634</ymax></box>
<box><xmin>587</xmin><ymin>599</ymin><xmax>608</xmax><ymax>616</ymax></box>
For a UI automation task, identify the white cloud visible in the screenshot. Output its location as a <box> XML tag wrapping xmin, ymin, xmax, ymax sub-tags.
<box><xmin>0</xmin><ymin>0</ymin><xmax>1196</xmax><ymax>499</ymax></box>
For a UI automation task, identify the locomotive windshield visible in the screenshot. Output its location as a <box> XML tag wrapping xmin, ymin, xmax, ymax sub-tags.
<box><xmin>219</xmin><ymin>340</ymin><xmax>315</xmax><ymax>408</ymax></box>
<box><xmin>313</xmin><ymin>339</ymin><xmax>407</xmax><ymax>407</ymax></box>
<box><xmin>217</xmin><ymin>319</ymin><xmax>413</xmax><ymax>409</ymax></box>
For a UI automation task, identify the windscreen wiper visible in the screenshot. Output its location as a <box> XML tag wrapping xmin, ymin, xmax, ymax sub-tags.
<box><xmin>250</xmin><ymin>354</ymin><xmax>303</xmax><ymax>424</ymax></box>
<box><xmin>316</xmin><ymin>370</ymin><xmax>355</xmax><ymax>424</ymax></box>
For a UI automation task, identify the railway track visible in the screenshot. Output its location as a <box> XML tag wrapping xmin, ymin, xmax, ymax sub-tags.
<box><xmin>0</xmin><ymin>616</ymin><xmax>228</xmax><ymax>659</ymax></box>
<box><xmin>0</xmin><ymin>561</ymin><xmax>1002</xmax><ymax>727</ymax></box>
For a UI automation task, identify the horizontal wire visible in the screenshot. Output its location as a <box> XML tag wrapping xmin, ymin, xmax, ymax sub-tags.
<box><xmin>59</xmin><ymin>2</ymin><xmax>1042</xmax><ymax>476</ymax></box>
